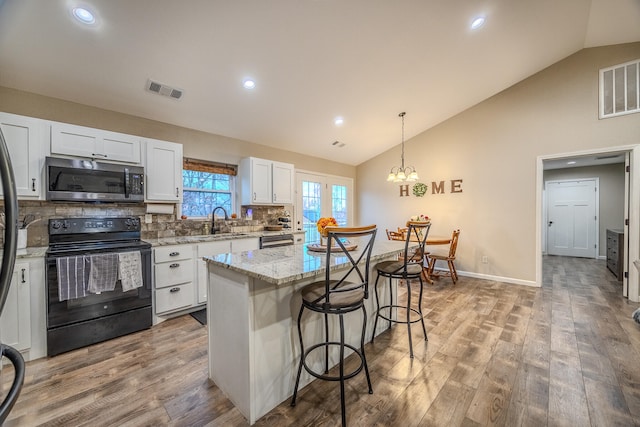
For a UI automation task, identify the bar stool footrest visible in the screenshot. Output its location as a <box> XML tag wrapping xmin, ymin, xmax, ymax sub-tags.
<box><xmin>302</xmin><ymin>342</ymin><xmax>364</xmax><ymax>382</ymax></box>
<box><xmin>376</xmin><ymin>304</ymin><xmax>425</xmax><ymax>325</ymax></box>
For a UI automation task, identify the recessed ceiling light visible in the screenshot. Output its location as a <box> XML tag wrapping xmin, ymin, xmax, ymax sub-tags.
<box><xmin>243</xmin><ymin>79</ymin><xmax>256</xmax><ymax>90</ymax></box>
<box><xmin>470</xmin><ymin>16</ymin><xmax>485</xmax><ymax>30</ymax></box>
<box><xmin>334</xmin><ymin>117</ymin><xmax>344</xmax><ymax>126</ymax></box>
<box><xmin>72</xmin><ymin>7</ymin><xmax>96</xmax><ymax>25</ymax></box>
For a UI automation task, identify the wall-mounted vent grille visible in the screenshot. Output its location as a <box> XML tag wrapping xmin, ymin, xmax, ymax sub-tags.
<box><xmin>145</xmin><ymin>79</ymin><xmax>183</xmax><ymax>100</ymax></box>
<box><xmin>600</xmin><ymin>58</ymin><xmax>639</xmax><ymax>119</ymax></box>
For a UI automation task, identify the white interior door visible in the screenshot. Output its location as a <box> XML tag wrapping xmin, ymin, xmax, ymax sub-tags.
<box><xmin>547</xmin><ymin>179</ymin><xmax>598</xmax><ymax>258</ymax></box>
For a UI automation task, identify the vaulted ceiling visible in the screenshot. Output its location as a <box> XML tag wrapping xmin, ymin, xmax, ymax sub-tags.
<box><xmin>0</xmin><ymin>0</ymin><xmax>638</xmax><ymax>165</ymax></box>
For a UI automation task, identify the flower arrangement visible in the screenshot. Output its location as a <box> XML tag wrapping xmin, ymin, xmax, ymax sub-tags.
<box><xmin>409</xmin><ymin>214</ymin><xmax>430</xmax><ymax>222</ymax></box>
<box><xmin>317</xmin><ymin>217</ymin><xmax>338</xmax><ymax>236</ymax></box>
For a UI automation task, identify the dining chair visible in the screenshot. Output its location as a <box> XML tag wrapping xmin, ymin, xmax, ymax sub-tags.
<box><xmin>371</xmin><ymin>221</ymin><xmax>431</xmax><ymax>358</ymax></box>
<box><xmin>426</xmin><ymin>229</ymin><xmax>460</xmax><ymax>284</ymax></box>
<box><xmin>386</xmin><ymin>229</ymin><xmax>404</xmax><ymax>241</ymax></box>
<box><xmin>291</xmin><ymin>224</ymin><xmax>377</xmax><ymax>427</ymax></box>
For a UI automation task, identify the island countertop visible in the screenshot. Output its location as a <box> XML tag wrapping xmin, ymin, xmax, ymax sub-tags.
<box><xmin>203</xmin><ymin>239</ymin><xmax>410</xmax><ymax>286</ymax></box>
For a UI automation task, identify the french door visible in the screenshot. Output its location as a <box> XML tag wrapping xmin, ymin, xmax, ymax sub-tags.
<box><xmin>295</xmin><ymin>171</ymin><xmax>353</xmax><ymax>243</ymax></box>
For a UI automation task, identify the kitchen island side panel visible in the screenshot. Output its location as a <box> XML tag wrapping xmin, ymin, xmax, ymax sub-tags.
<box><xmin>207</xmin><ymin>266</ymin><xmax>251</xmax><ymax>419</ymax></box>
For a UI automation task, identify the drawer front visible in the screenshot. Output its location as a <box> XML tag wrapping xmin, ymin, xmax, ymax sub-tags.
<box><xmin>155</xmin><ymin>260</ymin><xmax>194</xmax><ymax>288</ymax></box>
<box><xmin>155</xmin><ymin>282</ymin><xmax>194</xmax><ymax>314</ymax></box>
<box><xmin>154</xmin><ymin>245</ymin><xmax>194</xmax><ymax>263</ymax></box>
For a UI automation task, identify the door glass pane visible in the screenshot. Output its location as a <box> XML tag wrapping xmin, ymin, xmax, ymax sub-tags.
<box><xmin>302</xmin><ymin>180</ymin><xmax>322</xmax><ymax>243</ymax></box>
<box><xmin>332</xmin><ymin>185</ymin><xmax>348</xmax><ymax>226</ymax></box>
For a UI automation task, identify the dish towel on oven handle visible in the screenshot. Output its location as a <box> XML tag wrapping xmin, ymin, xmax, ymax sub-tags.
<box><xmin>87</xmin><ymin>253</ymin><xmax>119</xmax><ymax>293</ymax></box>
<box><xmin>118</xmin><ymin>251</ymin><xmax>143</xmax><ymax>291</ymax></box>
<box><xmin>56</xmin><ymin>256</ymin><xmax>90</xmax><ymax>301</ymax></box>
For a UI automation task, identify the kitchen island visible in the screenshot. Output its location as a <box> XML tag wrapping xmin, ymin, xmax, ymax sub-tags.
<box><xmin>204</xmin><ymin>239</ymin><xmax>409</xmax><ymax>424</ymax></box>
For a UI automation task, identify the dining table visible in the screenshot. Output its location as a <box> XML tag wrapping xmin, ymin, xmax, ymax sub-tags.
<box><xmin>395</xmin><ymin>227</ymin><xmax>452</xmax><ymax>282</ymax></box>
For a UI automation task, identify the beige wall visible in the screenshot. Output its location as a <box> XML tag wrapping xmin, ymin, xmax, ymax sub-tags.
<box><xmin>356</xmin><ymin>42</ymin><xmax>640</xmax><ymax>284</ymax></box>
<box><xmin>0</xmin><ymin>86</ymin><xmax>356</xmax><ymax>179</ymax></box>
<box><xmin>544</xmin><ymin>163</ymin><xmax>626</xmax><ymax>258</ymax></box>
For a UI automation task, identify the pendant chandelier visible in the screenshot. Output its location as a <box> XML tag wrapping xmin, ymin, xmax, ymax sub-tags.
<box><xmin>386</xmin><ymin>112</ymin><xmax>419</xmax><ymax>182</ymax></box>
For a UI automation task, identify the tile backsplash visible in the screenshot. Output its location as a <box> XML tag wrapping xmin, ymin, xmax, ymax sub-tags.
<box><xmin>0</xmin><ymin>201</ymin><xmax>292</xmax><ymax>247</ymax></box>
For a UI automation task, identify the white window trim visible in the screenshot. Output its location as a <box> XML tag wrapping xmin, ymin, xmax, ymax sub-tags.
<box><xmin>599</xmin><ymin>58</ymin><xmax>640</xmax><ymax>119</ymax></box>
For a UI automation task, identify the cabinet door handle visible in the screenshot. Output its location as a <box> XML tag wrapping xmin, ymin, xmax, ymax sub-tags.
<box><xmin>21</xmin><ymin>268</ymin><xmax>26</xmax><ymax>283</ymax></box>
<box><xmin>176</xmin><ymin>187</ymin><xmax>180</xmax><ymax>198</ymax></box>
<box><xmin>169</xmin><ymin>252</ymin><xmax>180</xmax><ymax>257</ymax></box>
<box><xmin>169</xmin><ymin>263</ymin><xmax>180</xmax><ymax>268</ymax></box>
<box><xmin>169</xmin><ymin>287</ymin><xmax>180</xmax><ymax>293</ymax></box>
<box><xmin>31</xmin><ymin>178</ymin><xmax>36</xmax><ymax>191</ymax></box>
<box><xmin>273</xmin><ymin>193</ymin><xmax>276</xmax><ymax>200</ymax></box>
<box><xmin>92</xmin><ymin>153</ymin><xmax>108</xmax><ymax>158</ymax></box>
<box><xmin>253</xmin><ymin>192</ymin><xmax>257</xmax><ymax>201</ymax></box>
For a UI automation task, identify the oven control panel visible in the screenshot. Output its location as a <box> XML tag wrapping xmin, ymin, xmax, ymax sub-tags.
<box><xmin>49</xmin><ymin>217</ymin><xmax>141</xmax><ymax>235</ymax></box>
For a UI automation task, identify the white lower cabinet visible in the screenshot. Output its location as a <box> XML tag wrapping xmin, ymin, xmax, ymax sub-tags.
<box><xmin>196</xmin><ymin>241</ymin><xmax>231</xmax><ymax>304</ymax></box>
<box><xmin>231</xmin><ymin>237</ymin><xmax>260</xmax><ymax>253</ymax></box>
<box><xmin>0</xmin><ymin>256</ymin><xmax>46</xmax><ymax>362</ymax></box>
<box><xmin>154</xmin><ymin>237</ymin><xmax>262</xmax><ymax>316</ymax></box>
<box><xmin>153</xmin><ymin>245</ymin><xmax>195</xmax><ymax>315</ymax></box>
<box><xmin>0</xmin><ymin>262</ymin><xmax>31</xmax><ymax>351</ymax></box>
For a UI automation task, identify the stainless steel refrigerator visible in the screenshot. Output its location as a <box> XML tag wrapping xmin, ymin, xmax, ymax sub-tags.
<box><xmin>0</xmin><ymin>127</ymin><xmax>25</xmax><ymax>424</ymax></box>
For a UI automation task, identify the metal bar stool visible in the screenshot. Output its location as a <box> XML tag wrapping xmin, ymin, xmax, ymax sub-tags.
<box><xmin>291</xmin><ymin>225</ymin><xmax>377</xmax><ymax>427</ymax></box>
<box><xmin>371</xmin><ymin>221</ymin><xmax>431</xmax><ymax>358</ymax></box>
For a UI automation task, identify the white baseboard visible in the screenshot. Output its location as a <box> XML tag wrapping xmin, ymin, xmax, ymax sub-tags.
<box><xmin>431</xmin><ymin>268</ymin><xmax>539</xmax><ymax>288</ymax></box>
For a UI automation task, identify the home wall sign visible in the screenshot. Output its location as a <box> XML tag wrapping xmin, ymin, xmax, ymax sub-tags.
<box><xmin>399</xmin><ymin>179</ymin><xmax>463</xmax><ymax>197</ymax></box>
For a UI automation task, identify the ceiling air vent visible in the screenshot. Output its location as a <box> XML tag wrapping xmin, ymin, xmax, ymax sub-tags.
<box><xmin>145</xmin><ymin>79</ymin><xmax>183</xmax><ymax>100</ymax></box>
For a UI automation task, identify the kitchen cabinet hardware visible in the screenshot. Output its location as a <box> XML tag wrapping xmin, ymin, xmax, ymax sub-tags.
<box><xmin>31</xmin><ymin>178</ymin><xmax>36</xmax><ymax>191</ymax></box>
<box><xmin>169</xmin><ymin>287</ymin><xmax>180</xmax><ymax>293</ymax></box>
<box><xmin>169</xmin><ymin>252</ymin><xmax>180</xmax><ymax>257</ymax></box>
<box><xmin>92</xmin><ymin>153</ymin><xmax>108</xmax><ymax>158</ymax></box>
<box><xmin>21</xmin><ymin>269</ymin><xmax>26</xmax><ymax>284</ymax></box>
<box><xmin>169</xmin><ymin>263</ymin><xmax>180</xmax><ymax>268</ymax></box>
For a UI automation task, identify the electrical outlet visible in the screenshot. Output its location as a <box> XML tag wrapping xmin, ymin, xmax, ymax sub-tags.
<box><xmin>482</xmin><ymin>256</ymin><xmax>488</xmax><ymax>264</ymax></box>
<box><xmin>145</xmin><ymin>214</ymin><xmax>153</xmax><ymax>224</ymax></box>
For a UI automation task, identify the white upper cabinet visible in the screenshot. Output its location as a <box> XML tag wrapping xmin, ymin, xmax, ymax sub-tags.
<box><xmin>239</xmin><ymin>157</ymin><xmax>294</xmax><ymax>205</ymax></box>
<box><xmin>144</xmin><ymin>138</ymin><xmax>183</xmax><ymax>202</ymax></box>
<box><xmin>0</xmin><ymin>112</ymin><xmax>45</xmax><ymax>198</ymax></box>
<box><xmin>272</xmin><ymin>161</ymin><xmax>295</xmax><ymax>204</ymax></box>
<box><xmin>51</xmin><ymin>122</ymin><xmax>141</xmax><ymax>164</ymax></box>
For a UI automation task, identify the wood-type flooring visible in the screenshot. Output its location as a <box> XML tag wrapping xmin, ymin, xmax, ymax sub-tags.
<box><xmin>2</xmin><ymin>255</ymin><xmax>640</xmax><ymax>426</ymax></box>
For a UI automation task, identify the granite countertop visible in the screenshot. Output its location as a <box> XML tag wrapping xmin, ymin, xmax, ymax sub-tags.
<box><xmin>204</xmin><ymin>239</ymin><xmax>410</xmax><ymax>286</ymax></box>
<box><xmin>146</xmin><ymin>229</ymin><xmax>304</xmax><ymax>246</ymax></box>
<box><xmin>0</xmin><ymin>246</ymin><xmax>49</xmax><ymax>260</ymax></box>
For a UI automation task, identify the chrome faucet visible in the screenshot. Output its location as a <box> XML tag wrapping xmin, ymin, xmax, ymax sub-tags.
<box><xmin>211</xmin><ymin>206</ymin><xmax>229</xmax><ymax>234</ymax></box>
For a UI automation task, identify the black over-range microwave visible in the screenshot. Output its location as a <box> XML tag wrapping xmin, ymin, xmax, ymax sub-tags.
<box><xmin>45</xmin><ymin>157</ymin><xmax>144</xmax><ymax>203</ymax></box>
